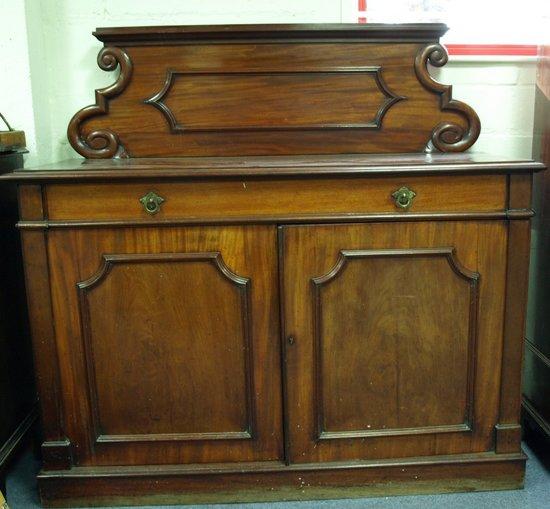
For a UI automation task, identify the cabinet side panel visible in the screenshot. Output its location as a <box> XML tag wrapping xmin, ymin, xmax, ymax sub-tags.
<box><xmin>20</xmin><ymin>229</ymin><xmax>72</xmax><ymax>469</ymax></box>
<box><xmin>497</xmin><ymin>219</ymin><xmax>531</xmax><ymax>452</ymax></box>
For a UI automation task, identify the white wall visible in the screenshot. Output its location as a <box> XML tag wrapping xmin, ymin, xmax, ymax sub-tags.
<box><xmin>434</xmin><ymin>58</ymin><xmax>537</xmax><ymax>159</ymax></box>
<box><xmin>0</xmin><ymin>0</ymin><xmax>37</xmax><ymax>163</ymax></box>
<box><xmin>0</xmin><ymin>0</ymin><xmax>536</xmax><ymax>166</ymax></box>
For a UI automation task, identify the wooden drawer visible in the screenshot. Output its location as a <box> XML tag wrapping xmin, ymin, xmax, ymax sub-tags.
<box><xmin>45</xmin><ymin>175</ymin><xmax>506</xmax><ymax>222</ymax></box>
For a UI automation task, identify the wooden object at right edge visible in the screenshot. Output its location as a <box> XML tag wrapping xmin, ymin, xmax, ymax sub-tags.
<box><xmin>522</xmin><ymin>44</ymin><xmax>550</xmax><ymax>450</ymax></box>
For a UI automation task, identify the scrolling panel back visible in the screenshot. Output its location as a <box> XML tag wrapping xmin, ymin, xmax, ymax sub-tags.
<box><xmin>68</xmin><ymin>24</ymin><xmax>480</xmax><ymax>158</ymax></box>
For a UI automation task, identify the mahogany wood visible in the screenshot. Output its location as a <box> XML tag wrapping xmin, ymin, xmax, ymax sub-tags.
<box><xmin>92</xmin><ymin>23</ymin><xmax>449</xmax><ymax>44</ymax></box>
<box><xmin>19</xmin><ymin>227</ymin><xmax>71</xmax><ymax>470</ymax></box>
<box><xmin>8</xmin><ymin>159</ymin><xmax>542</xmax><ymax>505</ymax></box>
<box><xmin>1</xmin><ymin>23</ymin><xmax>545</xmax><ymax>507</ymax></box>
<box><xmin>45</xmin><ymin>225</ymin><xmax>282</xmax><ymax>467</ymax></box>
<box><xmin>310</xmin><ymin>247</ymin><xmax>479</xmax><ymax>440</ymax></box>
<box><xmin>76</xmin><ymin>252</ymin><xmax>255</xmax><ymax>444</ymax></box>
<box><xmin>44</xmin><ymin>175</ymin><xmax>506</xmax><ymax>221</ymax></box>
<box><xmin>280</xmin><ymin>221</ymin><xmax>507</xmax><ymax>463</ymax></box>
<box><xmin>2</xmin><ymin>153</ymin><xmax>543</xmax><ymax>182</ymax></box>
<box><xmin>67</xmin><ymin>25</ymin><xmax>480</xmax><ymax>158</ymax></box>
<box><xmin>497</xmin><ymin>173</ymin><xmax>534</xmax><ymax>454</ymax></box>
<box><xmin>38</xmin><ymin>452</ymin><xmax>525</xmax><ymax>507</ymax></box>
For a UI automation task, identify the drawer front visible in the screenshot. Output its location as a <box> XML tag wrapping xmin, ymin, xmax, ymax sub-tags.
<box><xmin>45</xmin><ymin>175</ymin><xmax>506</xmax><ymax>222</ymax></box>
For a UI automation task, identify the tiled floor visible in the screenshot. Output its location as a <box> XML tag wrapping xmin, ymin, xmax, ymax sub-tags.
<box><xmin>6</xmin><ymin>443</ymin><xmax>549</xmax><ymax>509</ymax></box>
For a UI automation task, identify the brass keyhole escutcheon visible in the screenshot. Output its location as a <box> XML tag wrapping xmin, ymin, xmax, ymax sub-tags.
<box><xmin>140</xmin><ymin>191</ymin><xmax>165</xmax><ymax>215</ymax></box>
<box><xmin>391</xmin><ymin>186</ymin><xmax>416</xmax><ymax>210</ymax></box>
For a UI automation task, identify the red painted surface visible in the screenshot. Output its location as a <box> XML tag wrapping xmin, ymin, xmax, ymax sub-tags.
<box><xmin>446</xmin><ymin>44</ymin><xmax>538</xmax><ymax>56</ymax></box>
<box><xmin>352</xmin><ymin>4</ymin><xmax>536</xmax><ymax>57</ymax></box>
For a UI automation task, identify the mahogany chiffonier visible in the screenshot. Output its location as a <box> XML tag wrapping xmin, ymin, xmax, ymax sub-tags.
<box><xmin>0</xmin><ymin>24</ymin><xmax>545</xmax><ymax>506</ymax></box>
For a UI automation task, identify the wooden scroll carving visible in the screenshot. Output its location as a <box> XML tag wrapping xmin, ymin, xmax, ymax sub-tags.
<box><xmin>415</xmin><ymin>44</ymin><xmax>481</xmax><ymax>152</ymax></box>
<box><xmin>67</xmin><ymin>47</ymin><xmax>132</xmax><ymax>158</ymax></box>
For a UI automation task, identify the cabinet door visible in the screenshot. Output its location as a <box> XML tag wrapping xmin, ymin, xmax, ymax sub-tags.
<box><xmin>280</xmin><ymin>222</ymin><xmax>507</xmax><ymax>463</ymax></box>
<box><xmin>47</xmin><ymin>225</ymin><xmax>283</xmax><ymax>466</ymax></box>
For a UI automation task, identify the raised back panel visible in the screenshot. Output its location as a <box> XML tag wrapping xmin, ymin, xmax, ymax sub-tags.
<box><xmin>78</xmin><ymin>252</ymin><xmax>253</xmax><ymax>443</ymax></box>
<box><xmin>144</xmin><ymin>68</ymin><xmax>402</xmax><ymax>132</ymax></box>
<box><xmin>312</xmin><ymin>248</ymin><xmax>478</xmax><ymax>439</ymax></box>
<box><xmin>67</xmin><ymin>24</ymin><xmax>480</xmax><ymax>158</ymax></box>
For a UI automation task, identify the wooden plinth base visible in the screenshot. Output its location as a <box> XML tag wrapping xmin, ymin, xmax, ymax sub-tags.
<box><xmin>38</xmin><ymin>451</ymin><xmax>526</xmax><ymax>507</ymax></box>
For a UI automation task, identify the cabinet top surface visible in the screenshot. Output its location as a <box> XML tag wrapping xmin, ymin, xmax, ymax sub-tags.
<box><xmin>2</xmin><ymin>153</ymin><xmax>545</xmax><ymax>182</ymax></box>
<box><xmin>93</xmin><ymin>23</ymin><xmax>449</xmax><ymax>43</ymax></box>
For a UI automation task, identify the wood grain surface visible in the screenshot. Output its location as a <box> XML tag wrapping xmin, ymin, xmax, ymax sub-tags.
<box><xmin>44</xmin><ymin>175</ymin><xmax>506</xmax><ymax>221</ymax></box>
<box><xmin>46</xmin><ymin>225</ymin><xmax>283</xmax><ymax>466</ymax></box>
<box><xmin>280</xmin><ymin>221</ymin><xmax>508</xmax><ymax>463</ymax></box>
<box><xmin>7</xmin><ymin>23</ymin><xmax>542</xmax><ymax>507</ymax></box>
<box><xmin>66</xmin><ymin>25</ymin><xmax>480</xmax><ymax>157</ymax></box>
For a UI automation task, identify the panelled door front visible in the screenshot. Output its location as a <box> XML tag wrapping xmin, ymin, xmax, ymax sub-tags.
<box><xmin>280</xmin><ymin>221</ymin><xmax>508</xmax><ymax>463</ymax></box>
<box><xmin>47</xmin><ymin>225</ymin><xmax>283</xmax><ymax>466</ymax></box>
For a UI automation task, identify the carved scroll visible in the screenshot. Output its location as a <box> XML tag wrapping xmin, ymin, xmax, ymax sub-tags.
<box><xmin>67</xmin><ymin>47</ymin><xmax>132</xmax><ymax>158</ymax></box>
<box><xmin>415</xmin><ymin>44</ymin><xmax>481</xmax><ymax>152</ymax></box>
